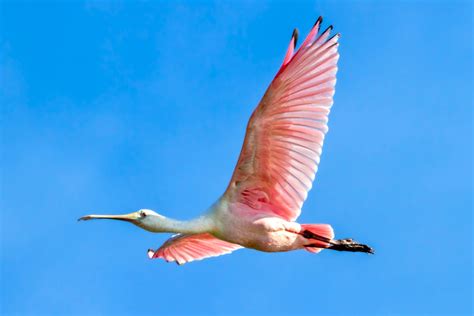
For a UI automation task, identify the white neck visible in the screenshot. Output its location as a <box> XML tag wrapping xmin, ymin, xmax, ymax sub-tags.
<box><xmin>141</xmin><ymin>214</ymin><xmax>214</xmax><ymax>235</ymax></box>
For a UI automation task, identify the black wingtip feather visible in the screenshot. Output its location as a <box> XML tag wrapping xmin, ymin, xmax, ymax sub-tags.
<box><xmin>292</xmin><ymin>28</ymin><xmax>299</xmax><ymax>48</ymax></box>
<box><xmin>315</xmin><ymin>16</ymin><xmax>323</xmax><ymax>27</ymax></box>
<box><xmin>327</xmin><ymin>32</ymin><xmax>341</xmax><ymax>43</ymax></box>
<box><xmin>318</xmin><ymin>25</ymin><xmax>333</xmax><ymax>37</ymax></box>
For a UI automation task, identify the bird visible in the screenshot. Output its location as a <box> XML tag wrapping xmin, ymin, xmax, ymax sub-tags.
<box><xmin>79</xmin><ymin>17</ymin><xmax>374</xmax><ymax>265</ymax></box>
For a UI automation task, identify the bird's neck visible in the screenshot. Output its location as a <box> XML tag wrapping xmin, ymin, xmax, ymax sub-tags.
<box><xmin>145</xmin><ymin>214</ymin><xmax>214</xmax><ymax>235</ymax></box>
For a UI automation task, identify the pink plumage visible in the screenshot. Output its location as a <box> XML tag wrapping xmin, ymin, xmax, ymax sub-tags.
<box><xmin>224</xmin><ymin>19</ymin><xmax>340</xmax><ymax>222</ymax></box>
<box><xmin>301</xmin><ymin>224</ymin><xmax>335</xmax><ymax>252</ymax></box>
<box><xmin>148</xmin><ymin>233</ymin><xmax>242</xmax><ymax>265</ymax></box>
<box><xmin>80</xmin><ymin>17</ymin><xmax>374</xmax><ymax>265</ymax></box>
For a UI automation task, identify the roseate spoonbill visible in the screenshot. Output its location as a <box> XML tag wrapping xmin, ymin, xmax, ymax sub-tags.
<box><xmin>80</xmin><ymin>17</ymin><xmax>374</xmax><ymax>265</ymax></box>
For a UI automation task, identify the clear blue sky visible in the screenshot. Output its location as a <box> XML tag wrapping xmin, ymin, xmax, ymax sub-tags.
<box><xmin>1</xmin><ymin>1</ymin><xmax>472</xmax><ymax>315</ymax></box>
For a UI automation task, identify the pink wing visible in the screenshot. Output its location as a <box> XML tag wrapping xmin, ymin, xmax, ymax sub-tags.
<box><xmin>224</xmin><ymin>17</ymin><xmax>340</xmax><ymax>221</ymax></box>
<box><xmin>148</xmin><ymin>233</ymin><xmax>242</xmax><ymax>265</ymax></box>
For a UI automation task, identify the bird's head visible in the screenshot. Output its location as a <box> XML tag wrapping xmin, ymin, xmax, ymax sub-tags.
<box><xmin>78</xmin><ymin>209</ymin><xmax>163</xmax><ymax>232</ymax></box>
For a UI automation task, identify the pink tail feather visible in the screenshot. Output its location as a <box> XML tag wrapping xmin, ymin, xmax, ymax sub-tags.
<box><xmin>301</xmin><ymin>224</ymin><xmax>334</xmax><ymax>253</ymax></box>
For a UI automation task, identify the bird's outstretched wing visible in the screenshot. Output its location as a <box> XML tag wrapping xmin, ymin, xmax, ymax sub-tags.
<box><xmin>148</xmin><ymin>233</ymin><xmax>242</xmax><ymax>265</ymax></box>
<box><xmin>224</xmin><ymin>18</ymin><xmax>340</xmax><ymax>222</ymax></box>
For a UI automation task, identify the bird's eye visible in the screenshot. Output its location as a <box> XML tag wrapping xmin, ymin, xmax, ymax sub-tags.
<box><xmin>140</xmin><ymin>211</ymin><xmax>147</xmax><ymax>217</ymax></box>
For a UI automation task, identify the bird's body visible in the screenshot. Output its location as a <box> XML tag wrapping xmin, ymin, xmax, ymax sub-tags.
<box><xmin>80</xmin><ymin>17</ymin><xmax>374</xmax><ymax>265</ymax></box>
<box><xmin>211</xmin><ymin>198</ymin><xmax>305</xmax><ymax>252</ymax></box>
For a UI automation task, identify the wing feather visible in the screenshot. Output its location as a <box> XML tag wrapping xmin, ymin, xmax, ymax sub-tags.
<box><xmin>148</xmin><ymin>233</ymin><xmax>242</xmax><ymax>265</ymax></box>
<box><xmin>223</xmin><ymin>18</ymin><xmax>340</xmax><ymax>221</ymax></box>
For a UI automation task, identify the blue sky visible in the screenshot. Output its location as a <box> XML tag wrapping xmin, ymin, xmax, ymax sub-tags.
<box><xmin>1</xmin><ymin>1</ymin><xmax>472</xmax><ymax>315</ymax></box>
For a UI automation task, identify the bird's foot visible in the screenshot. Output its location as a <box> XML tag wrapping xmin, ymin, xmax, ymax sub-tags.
<box><xmin>328</xmin><ymin>238</ymin><xmax>375</xmax><ymax>254</ymax></box>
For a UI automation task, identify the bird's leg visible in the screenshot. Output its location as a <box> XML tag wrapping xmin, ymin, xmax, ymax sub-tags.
<box><xmin>301</xmin><ymin>230</ymin><xmax>374</xmax><ymax>254</ymax></box>
<box><xmin>327</xmin><ymin>238</ymin><xmax>374</xmax><ymax>254</ymax></box>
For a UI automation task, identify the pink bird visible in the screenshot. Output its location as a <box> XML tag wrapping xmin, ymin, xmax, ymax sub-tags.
<box><xmin>80</xmin><ymin>17</ymin><xmax>374</xmax><ymax>265</ymax></box>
